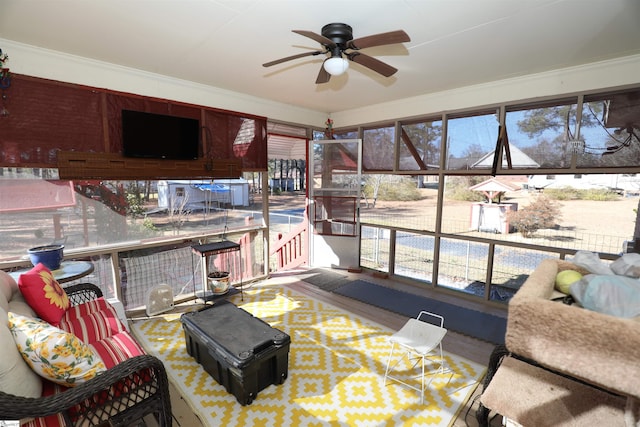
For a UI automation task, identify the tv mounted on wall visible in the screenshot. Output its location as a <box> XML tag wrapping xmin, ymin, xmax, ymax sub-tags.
<box><xmin>122</xmin><ymin>110</ymin><xmax>200</xmax><ymax>160</ymax></box>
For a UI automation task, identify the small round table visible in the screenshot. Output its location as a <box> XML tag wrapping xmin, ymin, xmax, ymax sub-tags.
<box><xmin>9</xmin><ymin>260</ymin><xmax>94</xmax><ymax>284</ymax></box>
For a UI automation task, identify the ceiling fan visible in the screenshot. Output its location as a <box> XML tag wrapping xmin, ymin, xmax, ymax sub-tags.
<box><xmin>262</xmin><ymin>23</ymin><xmax>410</xmax><ymax>84</ymax></box>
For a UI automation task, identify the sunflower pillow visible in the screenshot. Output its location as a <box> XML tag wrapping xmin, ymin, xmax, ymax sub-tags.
<box><xmin>18</xmin><ymin>263</ymin><xmax>70</xmax><ymax>325</ymax></box>
<box><xmin>8</xmin><ymin>312</ymin><xmax>106</xmax><ymax>387</ymax></box>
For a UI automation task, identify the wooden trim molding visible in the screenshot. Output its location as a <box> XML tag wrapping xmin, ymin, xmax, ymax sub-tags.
<box><xmin>57</xmin><ymin>151</ymin><xmax>242</xmax><ymax>180</ymax></box>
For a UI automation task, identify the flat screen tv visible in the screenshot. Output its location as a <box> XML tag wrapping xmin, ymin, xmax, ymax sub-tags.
<box><xmin>122</xmin><ymin>110</ymin><xmax>200</xmax><ymax>160</ymax></box>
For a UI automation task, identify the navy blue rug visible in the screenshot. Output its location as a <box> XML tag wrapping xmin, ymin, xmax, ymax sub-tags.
<box><xmin>333</xmin><ymin>280</ymin><xmax>506</xmax><ymax>345</ymax></box>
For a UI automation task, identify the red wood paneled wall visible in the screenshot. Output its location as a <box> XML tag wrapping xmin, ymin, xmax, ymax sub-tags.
<box><xmin>1</xmin><ymin>74</ymin><xmax>267</xmax><ymax>171</ymax></box>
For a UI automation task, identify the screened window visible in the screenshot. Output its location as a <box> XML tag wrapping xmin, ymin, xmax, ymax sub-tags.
<box><xmin>399</xmin><ymin>119</ymin><xmax>442</xmax><ymax>171</ymax></box>
<box><xmin>363</xmin><ymin>126</ymin><xmax>395</xmax><ymax>171</ymax></box>
<box><xmin>360</xmin><ymin>175</ymin><xmax>437</xmax><ymax>232</ymax></box>
<box><xmin>333</xmin><ymin>129</ymin><xmax>359</xmax><ymax>140</ymax></box>
<box><xmin>356</xmin><ymin>86</ymin><xmax>640</xmax><ymax>304</ymax></box>
<box><xmin>577</xmin><ymin>90</ymin><xmax>640</xmax><ymax>167</ymax></box>
<box><xmin>0</xmin><ymin>169</ymin><xmax>261</xmax><ymax>261</ymax></box>
<box><xmin>505</xmin><ymin>100</ymin><xmax>578</xmax><ymax>168</ymax></box>
<box><xmin>446</xmin><ymin>112</ymin><xmax>499</xmax><ymax>170</ymax></box>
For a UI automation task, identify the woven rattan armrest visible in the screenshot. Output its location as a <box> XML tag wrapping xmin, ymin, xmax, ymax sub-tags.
<box><xmin>0</xmin><ymin>354</ymin><xmax>172</xmax><ymax>427</ymax></box>
<box><xmin>63</xmin><ymin>282</ymin><xmax>103</xmax><ymax>305</ymax></box>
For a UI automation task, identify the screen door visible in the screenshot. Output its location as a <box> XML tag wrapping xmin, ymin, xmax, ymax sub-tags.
<box><xmin>308</xmin><ymin>138</ymin><xmax>362</xmax><ymax>269</ymax></box>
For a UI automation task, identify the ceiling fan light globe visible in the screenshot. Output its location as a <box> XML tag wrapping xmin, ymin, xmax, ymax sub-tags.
<box><xmin>323</xmin><ymin>57</ymin><xmax>349</xmax><ymax>76</ymax></box>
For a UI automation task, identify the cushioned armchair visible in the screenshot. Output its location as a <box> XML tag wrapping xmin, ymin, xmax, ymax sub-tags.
<box><xmin>0</xmin><ymin>276</ymin><xmax>172</xmax><ymax>427</ymax></box>
<box><xmin>0</xmin><ymin>353</ymin><xmax>171</xmax><ymax>426</ymax></box>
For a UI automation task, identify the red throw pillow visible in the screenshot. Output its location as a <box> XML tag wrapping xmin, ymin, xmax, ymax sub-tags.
<box><xmin>18</xmin><ymin>263</ymin><xmax>70</xmax><ymax>325</ymax></box>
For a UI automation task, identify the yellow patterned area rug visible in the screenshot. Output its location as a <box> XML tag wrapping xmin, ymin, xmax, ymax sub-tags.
<box><xmin>131</xmin><ymin>283</ymin><xmax>485</xmax><ymax>426</ymax></box>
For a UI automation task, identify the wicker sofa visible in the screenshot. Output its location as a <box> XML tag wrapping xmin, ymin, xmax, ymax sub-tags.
<box><xmin>0</xmin><ymin>268</ymin><xmax>172</xmax><ymax>427</ymax></box>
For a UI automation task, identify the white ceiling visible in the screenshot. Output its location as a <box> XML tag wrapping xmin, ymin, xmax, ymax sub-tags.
<box><xmin>1</xmin><ymin>0</ymin><xmax>640</xmax><ymax>115</ymax></box>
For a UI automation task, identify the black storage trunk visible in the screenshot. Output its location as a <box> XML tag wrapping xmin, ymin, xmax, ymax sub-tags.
<box><xmin>180</xmin><ymin>300</ymin><xmax>290</xmax><ymax>405</ymax></box>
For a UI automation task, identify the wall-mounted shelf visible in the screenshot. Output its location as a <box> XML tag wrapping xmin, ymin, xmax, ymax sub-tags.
<box><xmin>57</xmin><ymin>151</ymin><xmax>242</xmax><ymax>180</ymax></box>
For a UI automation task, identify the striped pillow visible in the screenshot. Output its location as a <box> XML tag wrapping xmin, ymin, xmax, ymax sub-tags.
<box><xmin>58</xmin><ymin>298</ymin><xmax>127</xmax><ymax>343</ymax></box>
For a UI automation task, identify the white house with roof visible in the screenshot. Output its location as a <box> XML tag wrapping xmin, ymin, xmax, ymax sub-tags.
<box><xmin>528</xmin><ymin>174</ymin><xmax>640</xmax><ymax>194</ymax></box>
<box><xmin>470</xmin><ymin>145</ymin><xmax>640</xmax><ymax>194</ymax></box>
<box><xmin>471</xmin><ymin>145</ymin><xmax>541</xmax><ymax>170</ymax></box>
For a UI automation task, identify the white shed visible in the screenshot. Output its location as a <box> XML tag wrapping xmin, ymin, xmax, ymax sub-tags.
<box><xmin>157</xmin><ymin>179</ymin><xmax>249</xmax><ymax>210</ymax></box>
<box><xmin>211</xmin><ymin>179</ymin><xmax>250</xmax><ymax>207</ymax></box>
<box><xmin>158</xmin><ymin>180</ymin><xmax>201</xmax><ymax>210</ymax></box>
<box><xmin>157</xmin><ymin>180</ymin><xmax>227</xmax><ymax>211</ymax></box>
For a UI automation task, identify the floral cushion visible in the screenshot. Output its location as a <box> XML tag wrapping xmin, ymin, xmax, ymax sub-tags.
<box><xmin>8</xmin><ymin>312</ymin><xmax>106</xmax><ymax>387</ymax></box>
<box><xmin>18</xmin><ymin>263</ymin><xmax>70</xmax><ymax>325</ymax></box>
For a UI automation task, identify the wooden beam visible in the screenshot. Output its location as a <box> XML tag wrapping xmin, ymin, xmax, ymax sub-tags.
<box><xmin>400</xmin><ymin>129</ymin><xmax>428</xmax><ymax>170</ymax></box>
<box><xmin>57</xmin><ymin>151</ymin><xmax>242</xmax><ymax>180</ymax></box>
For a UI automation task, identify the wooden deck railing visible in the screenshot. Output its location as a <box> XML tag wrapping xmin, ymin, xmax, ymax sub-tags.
<box><xmin>270</xmin><ymin>221</ymin><xmax>308</xmax><ymax>271</ymax></box>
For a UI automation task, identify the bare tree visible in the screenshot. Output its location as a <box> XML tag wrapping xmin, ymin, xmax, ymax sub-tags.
<box><xmin>366</xmin><ymin>175</ymin><xmax>384</xmax><ymax>208</ymax></box>
<box><xmin>168</xmin><ymin>191</ymin><xmax>190</xmax><ymax>234</ymax></box>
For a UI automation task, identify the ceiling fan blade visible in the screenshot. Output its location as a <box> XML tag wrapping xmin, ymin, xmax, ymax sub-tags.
<box><xmin>347</xmin><ymin>52</ymin><xmax>398</xmax><ymax>77</ymax></box>
<box><xmin>292</xmin><ymin>30</ymin><xmax>336</xmax><ymax>48</ymax></box>
<box><xmin>315</xmin><ymin>61</ymin><xmax>331</xmax><ymax>84</ymax></box>
<box><xmin>263</xmin><ymin>50</ymin><xmax>324</xmax><ymax>67</ymax></box>
<box><xmin>347</xmin><ymin>30</ymin><xmax>410</xmax><ymax>50</ymax></box>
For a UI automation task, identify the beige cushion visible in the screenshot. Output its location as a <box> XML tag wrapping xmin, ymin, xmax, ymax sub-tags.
<box><xmin>0</xmin><ymin>270</ymin><xmax>18</xmax><ymax>302</ymax></box>
<box><xmin>0</xmin><ymin>291</ymin><xmax>7</xmax><ymax>312</ymax></box>
<box><xmin>8</xmin><ymin>292</ymin><xmax>37</xmax><ymax>318</ymax></box>
<box><xmin>0</xmin><ymin>307</ymin><xmax>42</xmax><ymax>397</ymax></box>
<box><xmin>0</xmin><ymin>272</ymin><xmax>36</xmax><ymax>317</ymax></box>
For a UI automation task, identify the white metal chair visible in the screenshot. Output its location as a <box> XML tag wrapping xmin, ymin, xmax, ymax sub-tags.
<box><xmin>383</xmin><ymin>310</ymin><xmax>448</xmax><ymax>403</ymax></box>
